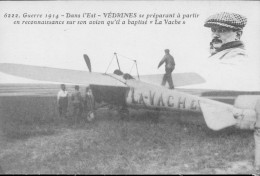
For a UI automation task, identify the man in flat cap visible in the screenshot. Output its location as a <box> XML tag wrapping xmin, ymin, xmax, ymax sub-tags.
<box><xmin>204</xmin><ymin>12</ymin><xmax>247</xmax><ymax>60</ymax></box>
<box><xmin>158</xmin><ymin>49</ymin><xmax>175</xmax><ymax>89</ymax></box>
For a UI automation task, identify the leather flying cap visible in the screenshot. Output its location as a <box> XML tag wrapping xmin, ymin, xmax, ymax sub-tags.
<box><xmin>204</xmin><ymin>12</ymin><xmax>247</xmax><ymax>30</ymax></box>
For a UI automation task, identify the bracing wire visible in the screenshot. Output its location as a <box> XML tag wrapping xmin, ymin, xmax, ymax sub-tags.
<box><xmin>114</xmin><ymin>53</ymin><xmax>121</xmax><ymax>71</ymax></box>
<box><xmin>105</xmin><ymin>53</ymin><xmax>116</xmax><ymax>74</ymax></box>
<box><xmin>105</xmin><ymin>52</ymin><xmax>141</xmax><ymax>80</ymax></box>
<box><xmin>129</xmin><ymin>62</ymin><xmax>135</xmax><ymax>74</ymax></box>
<box><xmin>117</xmin><ymin>53</ymin><xmax>135</xmax><ymax>62</ymax></box>
<box><xmin>135</xmin><ymin>60</ymin><xmax>140</xmax><ymax>80</ymax></box>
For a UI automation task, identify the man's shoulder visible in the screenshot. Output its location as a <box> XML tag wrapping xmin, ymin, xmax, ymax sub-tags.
<box><xmin>210</xmin><ymin>47</ymin><xmax>247</xmax><ymax>63</ymax></box>
<box><xmin>224</xmin><ymin>47</ymin><xmax>247</xmax><ymax>58</ymax></box>
<box><xmin>165</xmin><ymin>54</ymin><xmax>174</xmax><ymax>59</ymax></box>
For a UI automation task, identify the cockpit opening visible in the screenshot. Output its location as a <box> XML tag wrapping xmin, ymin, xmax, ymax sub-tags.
<box><xmin>123</xmin><ymin>73</ymin><xmax>134</xmax><ymax>80</ymax></box>
<box><xmin>113</xmin><ymin>69</ymin><xmax>123</xmax><ymax>76</ymax></box>
<box><xmin>113</xmin><ymin>69</ymin><xmax>135</xmax><ymax>80</ymax></box>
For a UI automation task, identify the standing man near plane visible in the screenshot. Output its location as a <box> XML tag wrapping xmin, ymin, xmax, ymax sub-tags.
<box><xmin>57</xmin><ymin>84</ymin><xmax>69</xmax><ymax>118</ymax></box>
<box><xmin>71</xmin><ymin>85</ymin><xmax>83</xmax><ymax>121</ymax></box>
<box><xmin>84</xmin><ymin>86</ymin><xmax>95</xmax><ymax>121</ymax></box>
<box><xmin>204</xmin><ymin>12</ymin><xmax>260</xmax><ymax>172</ymax></box>
<box><xmin>157</xmin><ymin>49</ymin><xmax>175</xmax><ymax>89</ymax></box>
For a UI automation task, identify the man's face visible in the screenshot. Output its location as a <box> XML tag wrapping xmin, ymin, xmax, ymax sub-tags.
<box><xmin>210</xmin><ymin>26</ymin><xmax>239</xmax><ymax>49</ymax></box>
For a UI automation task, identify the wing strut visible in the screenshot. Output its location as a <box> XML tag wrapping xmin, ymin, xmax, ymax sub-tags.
<box><xmin>105</xmin><ymin>52</ymin><xmax>122</xmax><ymax>74</ymax></box>
<box><xmin>116</xmin><ymin>53</ymin><xmax>140</xmax><ymax>80</ymax></box>
<box><xmin>103</xmin><ymin>52</ymin><xmax>140</xmax><ymax>80</ymax></box>
<box><xmin>135</xmin><ymin>60</ymin><xmax>140</xmax><ymax>80</ymax></box>
<box><xmin>114</xmin><ymin>53</ymin><xmax>121</xmax><ymax>71</ymax></box>
<box><xmin>105</xmin><ymin>53</ymin><xmax>116</xmax><ymax>74</ymax></box>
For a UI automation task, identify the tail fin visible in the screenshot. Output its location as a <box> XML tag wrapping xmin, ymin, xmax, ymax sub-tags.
<box><xmin>200</xmin><ymin>102</ymin><xmax>237</xmax><ymax>131</ymax></box>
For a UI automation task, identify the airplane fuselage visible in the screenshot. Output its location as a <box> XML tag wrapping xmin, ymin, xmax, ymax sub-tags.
<box><xmin>125</xmin><ymin>79</ymin><xmax>202</xmax><ymax>113</ymax></box>
<box><xmin>90</xmin><ymin>74</ymin><xmax>234</xmax><ymax>116</ymax></box>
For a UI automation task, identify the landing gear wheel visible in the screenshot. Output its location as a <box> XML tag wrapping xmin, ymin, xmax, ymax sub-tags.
<box><xmin>87</xmin><ymin>111</ymin><xmax>95</xmax><ymax>122</ymax></box>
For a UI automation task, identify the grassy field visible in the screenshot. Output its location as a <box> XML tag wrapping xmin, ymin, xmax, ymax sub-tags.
<box><xmin>0</xmin><ymin>84</ymin><xmax>257</xmax><ymax>174</ymax></box>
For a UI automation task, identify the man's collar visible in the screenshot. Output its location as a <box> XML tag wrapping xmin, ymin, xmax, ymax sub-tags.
<box><xmin>216</xmin><ymin>41</ymin><xmax>245</xmax><ymax>53</ymax></box>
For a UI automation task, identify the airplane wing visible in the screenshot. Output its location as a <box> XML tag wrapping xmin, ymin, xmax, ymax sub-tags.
<box><xmin>0</xmin><ymin>63</ymin><xmax>126</xmax><ymax>87</ymax></box>
<box><xmin>138</xmin><ymin>72</ymin><xmax>205</xmax><ymax>87</ymax></box>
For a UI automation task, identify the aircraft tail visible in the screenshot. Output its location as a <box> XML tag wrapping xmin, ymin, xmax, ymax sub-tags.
<box><xmin>200</xmin><ymin>95</ymin><xmax>260</xmax><ymax>131</ymax></box>
<box><xmin>200</xmin><ymin>102</ymin><xmax>237</xmax><ymax>131</ymax></box>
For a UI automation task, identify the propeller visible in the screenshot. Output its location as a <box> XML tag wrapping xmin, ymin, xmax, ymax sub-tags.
<box><xmin>83</xmin><ymin>54</ymin><xmax>92</xmax><ymax>72</ymax></box>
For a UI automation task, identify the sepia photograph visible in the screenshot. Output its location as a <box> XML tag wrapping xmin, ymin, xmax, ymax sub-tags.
<box><xmin>0</xmin><ymin>0</ymin><xmax>260</xmax><ymax>174</ymax></box>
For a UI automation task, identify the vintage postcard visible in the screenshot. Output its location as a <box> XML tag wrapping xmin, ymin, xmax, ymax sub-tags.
<box><xmin>0</xmin><ymin>1</ymin><xmax>260</xmax><ymax>174</ymax></box>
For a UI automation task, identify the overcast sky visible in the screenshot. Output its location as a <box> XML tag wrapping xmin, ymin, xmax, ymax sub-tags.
<box><xmin>0</xmin><ymin>1</ymin><xmax>260</xmax><ymax>85</ymax></box>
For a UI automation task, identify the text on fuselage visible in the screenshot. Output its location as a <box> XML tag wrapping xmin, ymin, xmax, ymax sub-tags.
<box><xmin>126</xmin><ymin>88</ymin><xmax>200</xmax><ymax>111</ymax></box>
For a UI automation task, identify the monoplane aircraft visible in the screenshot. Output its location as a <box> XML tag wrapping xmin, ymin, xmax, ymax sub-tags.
<box><xmin>0</xmin><ymin>53</ymin><xmax>259</xmax><ymax>131</ymax></box>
